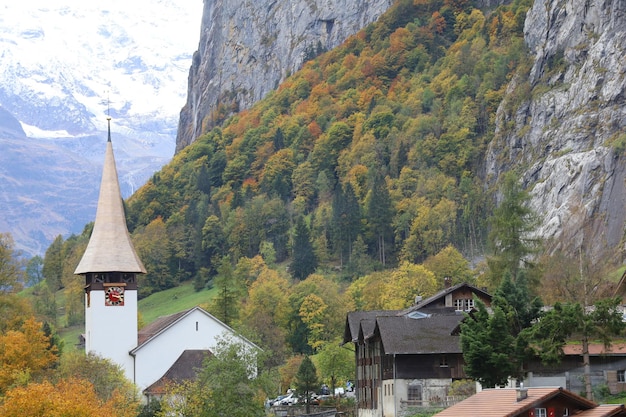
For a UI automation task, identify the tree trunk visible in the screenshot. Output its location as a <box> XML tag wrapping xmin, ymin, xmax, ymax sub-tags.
<box><xmin>583</xmin><ymin>335</ymin><xmax>592</xmax><ymax>400</ymax></box>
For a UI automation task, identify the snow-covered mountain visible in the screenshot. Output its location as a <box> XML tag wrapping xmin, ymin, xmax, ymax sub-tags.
<box><xmin>0</xmin><ymin>1</ymin><xmax>202</xmax><ymax>256</ymax></box>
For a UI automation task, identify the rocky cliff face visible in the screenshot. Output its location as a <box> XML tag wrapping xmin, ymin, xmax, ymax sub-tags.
<box><xmin>486</xmin><ymin>0</ymin><xmax>626</xmax><ymax>260</ymax></box>
<box><xmin>175</xmin><ymin>0</ymin><xmax>393</xmax><ymax>152</ymax></box>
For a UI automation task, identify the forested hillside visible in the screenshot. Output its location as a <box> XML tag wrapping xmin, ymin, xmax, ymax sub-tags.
<box><xmin>128</xmin><ymin>0</ymin><xmax>527</xmax><ymax>289</ymax></box>
<box><xmin>35</xmin><ymin>0</ymin><xmax>537</xmax><ymax>333</ymax></box>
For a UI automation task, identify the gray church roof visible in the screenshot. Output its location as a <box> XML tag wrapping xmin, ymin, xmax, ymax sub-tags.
<box><xmin>74</xmin><ymin>120</ymin><xmax>146</xmax><ymax>274</ymax></box>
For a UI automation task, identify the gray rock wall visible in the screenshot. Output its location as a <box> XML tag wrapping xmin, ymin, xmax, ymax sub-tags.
<box><xmin>486</xmin><ymin>0</ymin><xmax>626</xmax><ymax>260</ymax></box>
<box><xmin>175</xmin><ymin>0</ymin><xmax>393</xmax><ymax>152</ymax></box>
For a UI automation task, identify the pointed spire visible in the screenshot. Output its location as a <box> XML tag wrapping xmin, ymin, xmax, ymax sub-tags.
<box><xmin>74</xmin><ymin>119</ymin><xmax>146</xmax><ymax>275</ymax></box>
<box><xmin>107</xmin><ymin>116</ymin><xmax>112</xmax><ymax>143</ymax></box>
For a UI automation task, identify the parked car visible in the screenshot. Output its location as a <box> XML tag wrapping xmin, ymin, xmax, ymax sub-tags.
<box><xmin>280</xmin><ymin>392</ymin><xmax>299</xmax><ymax>405</ymax></box>
<box><xmin>269</xmin><ymin>394</ymin><xmax>288</xmax><ymax>406</ymax></box>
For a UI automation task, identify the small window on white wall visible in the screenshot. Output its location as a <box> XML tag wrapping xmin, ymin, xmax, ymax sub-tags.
<box><xmin>196</xmin><ymin>321</ymin><xmax>199</xmax><ymax>331</ymax></box>
<box><xmin>408</xmin><ymin>384</ymin><xmax>422</xmax><ymax>402</ymax></box>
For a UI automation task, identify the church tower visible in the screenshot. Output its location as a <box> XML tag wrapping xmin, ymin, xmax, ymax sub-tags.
<box><xmin>74</xmin><ymin>118</ymin><xmax>146</xmax><ymax>382</ymax></box>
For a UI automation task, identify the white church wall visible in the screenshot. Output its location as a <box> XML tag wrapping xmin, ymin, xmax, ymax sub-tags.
<box><xmin>132</xmin><ymin>308</ymin><xmax>242</xmax><ymax>391</ymax></box>
<box><xmin>85</xmin><ymin>289</ymin><xmax>138</xmax><ymax>382</ymax></box>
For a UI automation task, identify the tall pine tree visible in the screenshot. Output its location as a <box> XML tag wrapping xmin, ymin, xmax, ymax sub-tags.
<box><xmin>487</xmin><ymin>171</ymin><xmax>540</xmax><ymax>287</ymax></box>
<box><xmin>290</xmin><ymin>217</ymin><xmax>317</xmax><ymax>280</ymax></box>
<box><xmin>210</xmin><ymin>256</ymin><xmax>244</xmax><ymax>326</ymax></box>
<box><xmin>331</xmin><ymin>182</ymin><xmax>361</xmax><ymax>267</ymax></box>
<box><xmin>365</xmin><ymin>172</ymin><xmax>393</xmax><ymax>266</ymax></box>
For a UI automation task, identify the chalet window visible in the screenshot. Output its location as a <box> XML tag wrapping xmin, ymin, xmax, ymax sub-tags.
<box><xmin>408</xmin><ymin>383</ymin><xmax>422</xmax><ymax>402</ymax></box>
<box><xmin>618</xmin><ymin>370</ymin><xmax>626</xmax><ymax>383</ymax></box>
<box><xmin>453</xmin><ymin>298</ymin><xmax>475</xmax><ymax>311</ymax></box>
<box><xmin>440</xmin><ymin>355</ymin><xmax>449</xmax><ymax>367</ymax></box>
<box><xmin>534</xmin><ymin>408</ymin><xmax>547</xmax><ymax>417</ymax></box>
<box><xmin>563</xmin><ymin>408</ymin><xmax>569</xmax><ymax>416</ymax></box>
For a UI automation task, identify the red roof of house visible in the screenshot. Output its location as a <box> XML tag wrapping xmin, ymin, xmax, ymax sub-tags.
<box><xmin>576</xmin><ymin>405</ymin><xmax>626</xmax><ymax>417</ymax></box>
<box><xmin>563</xmin><ymin>343</ymin><xmax>626</xmax><ymax>355</ymax></box>
<box><xmin>433</xmin><ymin>387</ymin><xmax>598</xmax><ymax>417</ymax></box>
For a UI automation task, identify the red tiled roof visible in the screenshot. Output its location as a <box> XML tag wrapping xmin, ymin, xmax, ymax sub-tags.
<box><xmin>433</xmin><ymin>387</ymin><xmax>597</xmax><ymax>417</ymax></box>
<box><xmin>576</xmin><ymin>404</ymin><xmax>626</xmax><ymax>417</ymax></box>
<box><xmin>563</xmin><ymin>343</ymin><xmax>626</xmax><ymax>356</ymax></box>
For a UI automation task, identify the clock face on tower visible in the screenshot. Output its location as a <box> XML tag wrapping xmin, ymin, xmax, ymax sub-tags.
<box><xmin>105</xmin><ymin>286</ymin><xmax>125</xmax><ymax>306</ymax></box>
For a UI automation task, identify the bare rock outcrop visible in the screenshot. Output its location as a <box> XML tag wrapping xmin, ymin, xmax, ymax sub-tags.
<box><xmin>486</xmin><ymin>0</ymin><xmax>626</xmax><ymax>260</ymax></box>
<box><xmin>175</xmin><ymin>0</ymin><xmax>393</xmax><ymax>152</ymax></box>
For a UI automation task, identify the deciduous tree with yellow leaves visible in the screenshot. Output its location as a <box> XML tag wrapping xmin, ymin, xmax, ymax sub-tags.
<box><xmin>0</xmin><ymin>317</ymin><xmax>57</xmax><ymax>393</ymax></box>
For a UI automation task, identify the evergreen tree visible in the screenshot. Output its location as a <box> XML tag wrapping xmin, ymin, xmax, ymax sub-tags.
<box><xmin>201</xmin><ymin>214</ymin><xmax>227</xmax><ymax>278</ymax></box>
<box><xmin>487</xmin><ymin>172</ymin><xmax>540</xmax><ymax>287</ymax></box>
<box><xmin>331</xmin><ymin>183</ymin><xmax>361</xmax><ymax>267</ymax></box>
<box><xmin>273</xmin><ymin>127</ymin><xmax>285</xmax><ymax>150</ymax></box>
<box><xmin>460</xmin><ymin>300</ymin><xmax>517</xmax><ymax>387</ymax></box>
<box><xmin>460</xmin><ymin>274</ymin><xmax>540</xmax><ymax>387</ymax></box>
<box><xmin>210</xmin><ymin>257</ymin><xmax>243</xmax><ymax>326</ymax></box>
<box><xmin>365</xmin><ymin>172</ymin><xmax>393</xmax><ymax>266</ymax></box>
<box><xmin>290</xmin><ymin>217</ymin><xmax>317</xmax><ymax>280</ymax></box>
<box><xmin>295</xmin><ymin>356</ymin><xmax>319</xmax><ymax>414</ymax></box>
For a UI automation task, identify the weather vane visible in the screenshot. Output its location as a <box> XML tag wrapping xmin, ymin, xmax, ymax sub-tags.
<box><xmin>101</xmin><ymin>90</ymin><xmax>112</xmax><ymax>121</ymax></box>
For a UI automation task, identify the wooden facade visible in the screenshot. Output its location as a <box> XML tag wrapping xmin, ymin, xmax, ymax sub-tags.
<box><xmin>344</xmin><ymin>283</ymin><xmax>492</xmax><ymax>417</ymax></box>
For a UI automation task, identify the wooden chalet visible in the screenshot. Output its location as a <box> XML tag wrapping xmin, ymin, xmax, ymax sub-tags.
<box><xmin>343</xmin><ymin>282</ymin><xmax>492</xmax><ymax>417</ymax></box>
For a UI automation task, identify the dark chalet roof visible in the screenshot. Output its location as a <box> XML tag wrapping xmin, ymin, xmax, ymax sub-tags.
<box><xmin>400</xmin><ymin>282</ymin><xmax>491</xmax><ymax>314</ymax></box>
<box><xmin>375</xmin><ymin>313</ymin><xmax>464</xmax><ymax>355</ymax></box>
<box><xmin>343</xmin><ymin>310</ymin><xmax>399</xmax><ymax>344</ymax></box>
<box><xmin>343</xmin><ymin>282</ymin><xmax>492</xmax><ymax>354</ymax></box>
<box><xmin>144</xmin><ymin>350</ymin><xmax>212</xmax><ymax>395</ymax></box>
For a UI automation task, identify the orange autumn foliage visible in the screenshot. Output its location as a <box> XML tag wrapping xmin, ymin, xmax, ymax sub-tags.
<box><xmin>0</xmin><ymin>318</ymin><xmax>57</xmax><ymax>392</ymax></box>
<box><xmin>0</xmin><ymin>378</ymin><xmax>138</xmax><ymax>417</ymax></box>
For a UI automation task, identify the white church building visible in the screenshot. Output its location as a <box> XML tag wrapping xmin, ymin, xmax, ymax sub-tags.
<box><xmin>74</xmin><ymin>119</ymin><xmax>258</xmax><ymax>397</ymax></box>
